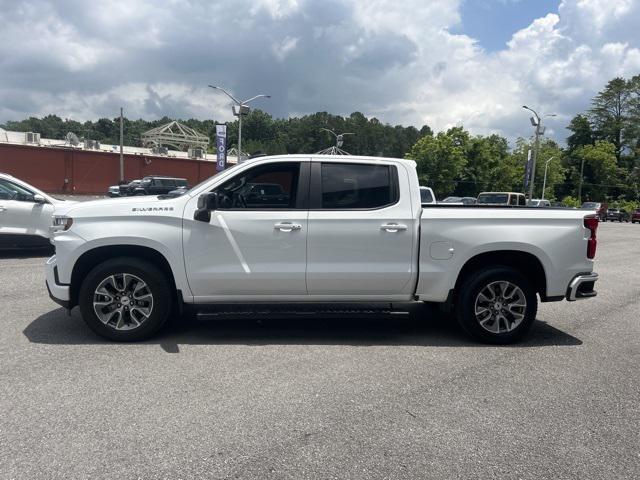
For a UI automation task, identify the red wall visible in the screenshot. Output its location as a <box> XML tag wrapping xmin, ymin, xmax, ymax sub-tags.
<box><xmin>0</xmin><ymin>143</ymin><xmax>218</xmax><ymax>194</ymax></box>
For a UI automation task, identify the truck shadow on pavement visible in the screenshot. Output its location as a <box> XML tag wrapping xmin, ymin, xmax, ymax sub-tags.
<box><xmin>24</xmin><ymin>306</ymin><xmax>582</xmax><ymax>353</ymax></box>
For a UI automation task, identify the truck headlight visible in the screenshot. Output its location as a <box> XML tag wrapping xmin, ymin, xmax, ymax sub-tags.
<box><xmin>53</xmin><ymin>216</ymin><xmax>74</xmax><ymax>231</ymax></box>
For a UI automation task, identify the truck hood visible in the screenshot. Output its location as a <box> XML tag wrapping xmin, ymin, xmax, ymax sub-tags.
<box><xmin>55</xmin><ymin>195</ymin><xmax>187</xmax><ymax>218</ymax></box>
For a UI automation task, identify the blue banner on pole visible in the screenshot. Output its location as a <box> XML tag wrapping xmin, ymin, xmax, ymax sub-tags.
<box><xmin>215</xmin><ymin>124</ymin><xmax>227</xmax><ymax>172</ymax></box>
<box><xmin>524</xmin><ymin>149</ymin><xmax>532</xmax><ymax>190</ymax></box>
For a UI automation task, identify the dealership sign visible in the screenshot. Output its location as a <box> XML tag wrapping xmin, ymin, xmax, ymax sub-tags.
<box><xmin>215</xmin><ymin>124</ymin><xmax>227</xmax><ymax>172</ymax></box>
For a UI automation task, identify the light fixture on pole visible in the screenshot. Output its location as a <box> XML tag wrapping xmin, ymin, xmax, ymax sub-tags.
<box><xmin>209</xmin><ymin>85</ymin><xmax>270</xmax><ymax>162</ymax></box>
<box><xmin>522</xmin><ymin>106</ymin><xmax>556</xmax><ymax>201</ymax></box>
<box><xmin>541</xmin><ymin>156</ymin><xmax>555</xmax><ymax>200</ymax></box>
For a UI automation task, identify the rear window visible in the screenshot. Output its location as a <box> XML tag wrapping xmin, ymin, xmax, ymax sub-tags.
<box><xmin>175</xmin><ymin>179</ymin><xmax>188</xmax><ymax>187</ymax></box>
<box><xmin>477</xmin><ymin>193</ymin><xmax>508</xmax><ymax>204</ymax></box>
<box><xmin>321</xmin><ymin>163</ymin><xmax>396</xmax><ymax>209</ymax></box>
<box><xmin>420</xmin><ymin>188</ymin><xmax>434</xmax><ymax>204</ymax></box>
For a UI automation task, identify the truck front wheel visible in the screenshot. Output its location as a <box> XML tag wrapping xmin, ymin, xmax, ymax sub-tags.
<box><xmin>78</xmin><ymin>257</ymin><xmax>173</xmax><ymax>341</ymax></box>
<box><xmin>455</xmin><ymin>266</ymin><xmax>537</xmax><ymax>344</ymax></box>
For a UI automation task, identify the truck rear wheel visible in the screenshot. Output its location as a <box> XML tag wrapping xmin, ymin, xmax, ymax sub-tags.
<box><xmin>78</xmin><ymin>257</ymin><xmax>173</xmax><ymax>341</ymax></box>
<box><xmin>455</xmin><ymin>266</ymin><xmax>537</xmax><ymax>344</ymax></box>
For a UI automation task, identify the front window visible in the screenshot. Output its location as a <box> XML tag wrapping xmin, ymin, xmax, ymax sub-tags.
<box><xmin>215</xmin><ymin>162</ymin><xmax>299</xmax><ymax>209</ymax></box>
<box><xmin>0</xmin><ymin>179</ymin><xmax>35</xmax><ymax>201</ymax></box>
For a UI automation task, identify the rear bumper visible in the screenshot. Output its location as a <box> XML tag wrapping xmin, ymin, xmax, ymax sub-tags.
<box><xmin>566</xmin><ymin>272</ymin><xmax>598</xmax><ymax>301</ymax></box>
<box><xmin>45</xmin><ymin>255</ymin><xmax>70</xmax><ymax>307</ymax></box>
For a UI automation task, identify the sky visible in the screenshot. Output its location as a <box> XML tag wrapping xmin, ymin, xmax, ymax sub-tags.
<box><xmin>0</xmin><ymin>0</ymin><xmax>639</xmax><ymax>143</ymax></box>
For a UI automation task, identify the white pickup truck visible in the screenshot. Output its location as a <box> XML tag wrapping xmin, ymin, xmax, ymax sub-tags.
<box><xmin>46</xmin><ymin>155</ymin><xmax>599</xmax><ymax>343</ymax></box>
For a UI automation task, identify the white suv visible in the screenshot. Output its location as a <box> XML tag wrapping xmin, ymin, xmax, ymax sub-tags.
<box><xmin>0</xmin><ymin>173</ymin><xmax>74</xmax><ymax>249</ymax></box>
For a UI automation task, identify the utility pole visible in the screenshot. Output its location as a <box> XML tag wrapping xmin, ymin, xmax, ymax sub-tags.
<box><xmin>522</xmin><ymin>106</ymin><xmax>556</xmax><ymax>200</ymax></box>
<box><xmin>541</xmin><ymin>156</ymin><xmax>555</xmax><ymax>200</ymax></box>
<box><xmin>119</xmin><ymin>107</ymin><xmax>124</xmax><ymax>182</ymax></box>
<box><xmin>578</xmin><ymin>156</ymin><xmax>586</xmax><ymax>202</ymax></box>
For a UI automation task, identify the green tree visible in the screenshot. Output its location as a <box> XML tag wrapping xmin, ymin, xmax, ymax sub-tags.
<box><xmin>405</xmin><ymin>127</ymin><xmax>467</xmax><ymax>197</ymax></box>
<box><xmin>589</xmin><ymin>77</ymin><xmax>631</xmax><ymax>160</ymax></box>
<box><xmin>572</xmin><ymin>141</ymin><xmax>619</xmax><ymax>201</ymax></box>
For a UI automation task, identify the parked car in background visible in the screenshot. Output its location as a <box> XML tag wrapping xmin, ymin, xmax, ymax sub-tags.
<box><xmin>163</xmin><ymin>185</ymin><xmax>190</xmax><ymax>198</ymax></box>
<box><xmin>419</xmin><ymin>186</ymin><xmax>436</xmax><ymax>204</ymax></box>
<box><xmin>108</xmin><ymin>185</ymin><xmax>121</xmax><ymax>197</ymax></box>
<box><xmin>0</xmin><ymin>173</ymin><xmax>75</xmax><ymax>249</ymax></box>
<box><xmin>581</xmin><ymin>202</ymin><xmax>607</xmax><ymax>221</ymax></box>
<box><xmin>118</xmin><ymin>179</ymin><xmax>142</xmax><ymax>197</ymax></box>
<box><xmin>605</xmin><ymin>208</ymin><xmax>630</xmax><ymax>222</ymax></box>
<box><xmin>440</xmin><ymin>196</ymin><xmax>477</xmax><ymax>205</ymax></box>
<box><xmin>477</xmin><ymin>192</ymin><xmax>527</xmax><ymax>206</ymax></box>
<box><xmin>132</xmin><ymin>176</ymin><xmax>189</xmax><ymax>196</ymax></box>
<box><xmin>631</xmin><ymin>209</ymin><xmax>640</xmax><ymax>224</ymax></box>
<box><xmin>528</xmin><ymin>199</ymin><xmax>551</xmax><ymax>207</ymax></box>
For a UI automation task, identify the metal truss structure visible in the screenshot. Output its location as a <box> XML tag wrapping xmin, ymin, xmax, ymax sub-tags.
<box><xmin>142</xmin><ymin>121</ymin><xmax>209</xmax><ymax>151</ymax></box>
<box><xmin>316</xmin><ymin>128</ymin><xmax>354</xmax><ymax>155</ymax></box>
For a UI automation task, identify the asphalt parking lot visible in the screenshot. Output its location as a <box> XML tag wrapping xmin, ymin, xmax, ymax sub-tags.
<box><xmin>1</xmin><ymin>223</ymin><xmax>639</xmax><ymax>479</ymax></box>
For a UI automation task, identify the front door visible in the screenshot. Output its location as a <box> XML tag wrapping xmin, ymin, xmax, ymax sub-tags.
<box><xmin>183</xmin><ymin>160</ymin><xmax>310</xmax><ymax>300</ymax></box>
<box><xmin>306</xmin><ymin>161</ymin><xmax>416</xmax><ymax>298</ymax></box>
<box><xmin>0</xmin><ymin>178</ymin><xmax>53</xmax><ymax>240</ymax></box>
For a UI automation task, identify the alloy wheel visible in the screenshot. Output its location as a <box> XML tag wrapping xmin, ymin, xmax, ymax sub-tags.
<box><xmin>473</xmin><ymin>281</ymin><xmax>527</xmax><ymax>334</ymax></box>
<box><xmin>92</xmin><ymin>273</ymin><xmax>154</xmax><ymax>331</ymax></box>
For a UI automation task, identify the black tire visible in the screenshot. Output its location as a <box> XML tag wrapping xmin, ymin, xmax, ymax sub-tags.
<box><xmin>455</xmin><ymin>266</ymin><xmax>538</xmax><ymax>344</ymax></box>
<box><xmin>78</xmin><ymin>257</ymin><xmax>173</xmax><ymax>341</ymax></box>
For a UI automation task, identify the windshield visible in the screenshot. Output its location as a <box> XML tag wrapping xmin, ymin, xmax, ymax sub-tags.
<box><xmin>441</xmin><ymin>196</ymin><xmax>462</xmax><ymax>203</ymax></box>
<box><xmin>581</xmin><ymin>202</ymin><xmax>599</xmax><ymax>209</ymax></box>
<box><xmin>174</xmin><ymin>163</ymin><xmax>244</xmax><ymax>197</ymax></box>
<box><xmin>477</xmin><ymin>193</ymin><xmax>508</xmax><ymax>204</ymax></box>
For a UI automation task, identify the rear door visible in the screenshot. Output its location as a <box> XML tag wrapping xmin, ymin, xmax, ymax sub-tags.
<box><xmin>306</xmin><ymin>160</ymin><xmax>415</xmax><ymax>298</ymax></box>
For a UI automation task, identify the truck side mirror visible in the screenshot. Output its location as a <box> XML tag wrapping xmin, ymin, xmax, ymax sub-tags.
<box><xmin>33</xmin><ymin>194</ymin><xmax>46</xmax><ymax>204</ymax></box>
<box><xmin>194</xmin><ymin>192</ymin><xmax>219</xmax><ymax>222</ymax></box>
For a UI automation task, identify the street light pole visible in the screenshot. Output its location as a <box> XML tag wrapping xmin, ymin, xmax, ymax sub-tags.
<box><xmin>541</xmin><ymin>156</ymin><xmax>555</xmax><ymax>200</ymax></box>
<box><xmin>522</xmin><ymin>106</ymin><xmax>556</xmax><ymax>201</ymax></box>
<box><xmin>209</xmin><ymin>85</ymin><xmax>270</xmax><ymax>162</ymax></box>
<box><xmin>119</xmin><ymin>107</ymin><xmax>124</xmax><ymax>182</ymax></box>
<box><xmin>578</xmin><ymin>156</ymin><xmax>586</xmax><ymax>203</ymax></box>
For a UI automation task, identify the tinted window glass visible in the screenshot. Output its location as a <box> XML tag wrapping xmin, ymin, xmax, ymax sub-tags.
<box><xmin>420</xmin><ymin>188</ymin><xmax>434</xmax><ymax>203</ymax></box>
<box><xmin>477</xmin><ymin>193</ymin><xmax>508</xmax><ymax>204</ymax></box>
<box><xmin>216</xmin><ymin>162</ymin><xmax>299</xmax><ymax>209</ymax></box>
<box><xmin>175</xmin><ymin>179</ymin><xmax>188</xmax><ymax>187</ymax></box>
<box><xmin>321</xmin><ymin>163</ymin><xmax>394</xmax><ymax>209</ymax></box>
<box><xmin>518</xmin><ymin>195</ymin><xmax>526</xmax><ymax>206</ymax></box>
<box><xmin>0</xmin><ymin>179</ymin><xmax>34</xmax><ymax>201</ymax></box>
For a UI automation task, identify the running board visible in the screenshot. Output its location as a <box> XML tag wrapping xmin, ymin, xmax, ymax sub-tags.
<box><xmin>194</xmin><ymin>304</ymin><xmax>411</xmax><ymax>321</ymax></box>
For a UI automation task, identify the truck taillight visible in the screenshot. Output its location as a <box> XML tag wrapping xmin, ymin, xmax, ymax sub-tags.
<box><xmin>584</xmin><ymin>215</ymin><xmax>598</xmax><ymax>259</ymax></box>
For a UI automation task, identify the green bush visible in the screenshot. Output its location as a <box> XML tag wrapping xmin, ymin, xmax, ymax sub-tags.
<box><xmin>561</xmin><ymin>196</ymin><xmax>582</xmax><ymax>208</ymax></box>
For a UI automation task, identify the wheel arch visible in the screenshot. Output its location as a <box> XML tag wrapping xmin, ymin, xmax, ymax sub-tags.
<box><xmin>453</xmin><ymin>250</ymin><xmax>548</xmax><ymax>301</ymax></box>
<box><xmin>69</xmin><ymin>245</ymin><xmax>178</xmax><ymax>309</ymax></box>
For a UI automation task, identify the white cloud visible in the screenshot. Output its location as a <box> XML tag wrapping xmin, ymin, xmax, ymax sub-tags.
<box><xmin>271</xmin><ymin>36</ymin><xmax>299</xmax><ymax>62</ymax></box>
<box><xmin>0</xmin><ymin>0</ymin><xmax>639</xmax><ymax>144</ymax></box>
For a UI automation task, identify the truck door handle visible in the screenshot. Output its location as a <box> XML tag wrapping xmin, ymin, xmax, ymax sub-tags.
<box><xmin>274</xmin><ymin>222</ymin><xmax>302</xmax><ymax>232</ymax></box>
<box><xmin>380</xmin><ymin>223</ymin><xmax>407</xmax><ymax>232</ymax></box>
